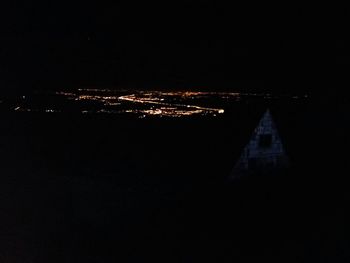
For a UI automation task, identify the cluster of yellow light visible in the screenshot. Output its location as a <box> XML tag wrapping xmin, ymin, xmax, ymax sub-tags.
<box><xmin>76</xmin><ymin>95</ymin><xmax>119</xmax><ymax>101</ymax></box>
<box><xmin>15</xmin><ymin>89</ymin><xmax>309</xmax><ymax>116</ymax></box>
<box><xmin>77</xmin><ymin>88</ymin><xmax>120</xmax><ymax>93</ymax></box>
<box><xmin>117</xmin><ymin>94</ymin><xmax>225</xmax><ymax>117</ymax></box>
<box><xmin>139</xmin><ymin>108</ymin><xmax>205</xmax><ymax>117</ymax></box>
<box><xmin>75</xmin><ymin>95</ymin><xmax>120</xmax><ymax>106</ymax></box>
<box><xmin>142</xmin><ymin>91</ymin><xmax>240</xmax><ymax>97</ymax></box>
<box><xmin>52</xmin><ymin>89</ymin><xmax>233</xmax><ymax>117</ymax></box>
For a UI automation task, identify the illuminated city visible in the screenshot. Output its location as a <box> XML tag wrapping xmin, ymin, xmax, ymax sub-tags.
<box><xmin>12</xmin><ymin>89</ymin><xmax>307</xmax><ymax>118</ymax></box>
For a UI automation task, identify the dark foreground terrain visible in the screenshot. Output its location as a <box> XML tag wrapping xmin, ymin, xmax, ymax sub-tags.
<box><xmin>0</xmin><ymin>97</ymin><xmax>350</xmax><ymax>262</ymax></box>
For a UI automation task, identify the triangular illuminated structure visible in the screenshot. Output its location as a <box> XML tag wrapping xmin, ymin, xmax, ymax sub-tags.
<box><xmin>231</xmin><ymin>109</ymin><xmax>289</xmax><ymax>179</ymax></box>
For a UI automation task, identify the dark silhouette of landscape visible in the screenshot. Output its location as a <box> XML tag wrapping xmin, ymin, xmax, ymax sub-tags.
<box><xmin>1</xmin><ymin>92</ymin><xmax>350</xmax><ymax>261</ymax></box>
<box><xmin>1</xmin><ymin>2</ymin><xmax>350</xmax><ymax>262</ymax></box>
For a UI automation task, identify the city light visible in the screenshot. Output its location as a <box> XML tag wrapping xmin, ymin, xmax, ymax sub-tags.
<box><xmin>11</xmin><ymin>89</ymin><xmax>306</xmax><ymax>118</ymax></box>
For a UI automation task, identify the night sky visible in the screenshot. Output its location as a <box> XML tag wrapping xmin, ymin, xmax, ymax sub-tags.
<box><xmin>1</xmin><ymin>2</ymin><xmax>348</xmax><ymax>95</ymax></box>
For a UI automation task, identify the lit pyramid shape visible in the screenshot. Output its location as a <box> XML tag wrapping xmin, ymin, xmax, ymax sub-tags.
<box><xmin>231</xmin><ymin>109</ymin><xmax>289</xmax><ymax>179</ymax></box>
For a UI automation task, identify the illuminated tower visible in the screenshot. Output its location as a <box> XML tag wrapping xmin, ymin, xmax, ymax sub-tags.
<box><xmin>231</xmin><ymin>109</ymin><xmax>289</xmax><ymax>179</ymax></box>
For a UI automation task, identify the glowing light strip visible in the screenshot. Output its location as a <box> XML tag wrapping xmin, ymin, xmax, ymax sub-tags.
<box><xmin>118</xmin><ymin>94</ymin><xmax>225</xmax><ymax>114</ymax></box>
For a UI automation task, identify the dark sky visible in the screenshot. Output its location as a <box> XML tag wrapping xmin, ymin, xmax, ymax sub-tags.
<box><xmin>0</xmin><ymin>2</ymin><xmax>348</xmax><ymax>94</ymax></box>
